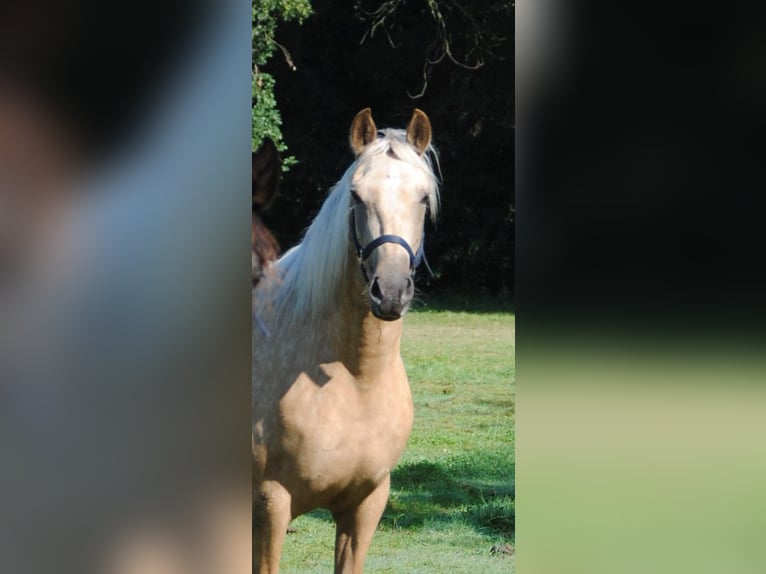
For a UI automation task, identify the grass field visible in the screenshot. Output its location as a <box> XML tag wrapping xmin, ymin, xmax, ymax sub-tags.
<box><xmin>279</xmin><ymin>303</ymin><xmax>515</xmax><ymax>573</ymax></box>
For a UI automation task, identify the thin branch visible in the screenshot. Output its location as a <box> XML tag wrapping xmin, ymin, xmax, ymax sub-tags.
<box><xmin>382</xmin><ymin>24</ymin><xmax>398</xmax><ymax>49</ymax></box>
<box><xmin>407</xmin><ymin>61</ymin><xmax>430</xmax><ymax>99</ymax></box>
<box><xmin>265</xmin><ymin>34</ymin><xmax>297</xmax><ymax>71</ymax></box>
<box><xmin>356</xmin><ymin>0</ymin><xmax>503</xmax><ymax>98</ymax></box>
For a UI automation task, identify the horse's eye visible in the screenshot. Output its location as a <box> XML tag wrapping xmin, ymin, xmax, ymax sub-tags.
<box><xmin>420</xmin><ymin>195</ymin><xmax>429</xmax><ymax>205</ymax></box>
<box><xmin>350</xmin><ymin>190</ymin><xmax>362</xmax><ymax>205</ymax></box>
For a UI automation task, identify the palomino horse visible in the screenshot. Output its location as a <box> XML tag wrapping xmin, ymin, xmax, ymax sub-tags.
<box><xmin>252</xmin><ymin>138</ymin><xmax>282</xmax><ymax>287</ymax></box>
<box><xmin>252</xmin><ymin>108</ymin><xmax>438</xmax><ymax>573</ymax></box>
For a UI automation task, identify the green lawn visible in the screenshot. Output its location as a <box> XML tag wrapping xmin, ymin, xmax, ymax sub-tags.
<box><xmin>280</xmin><ymin>307</ymin><xmax>515</xmax><ymax>573</ymax></box>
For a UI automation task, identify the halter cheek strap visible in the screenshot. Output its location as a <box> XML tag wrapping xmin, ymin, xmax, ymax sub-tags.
<box><xmin>350</xmin><ymin>209</ymin><xmax>433</xmax><ymax>283</ymax></box>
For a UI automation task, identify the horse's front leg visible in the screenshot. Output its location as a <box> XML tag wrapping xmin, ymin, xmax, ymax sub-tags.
<box><xmin>333</xmin><ymin>475</ymin><xmax>390</xmax><ymax>574</ymax></box>
<box><xmin>253</xmin><ymin>480</ymin><xmax>291</xmax><ymax>574</ymax></box>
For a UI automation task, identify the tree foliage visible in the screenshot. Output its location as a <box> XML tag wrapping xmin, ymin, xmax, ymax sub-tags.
<box><xmin>252</xmin><ymin>0</ymin><xmax>312</xmax><ymax>158</ymax></box>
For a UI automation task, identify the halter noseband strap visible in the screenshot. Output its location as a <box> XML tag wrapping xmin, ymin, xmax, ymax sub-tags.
<box><xmin>350</xmin><ymin>209</ymin><xmax>433</xmax><ymax>283</ymax></box>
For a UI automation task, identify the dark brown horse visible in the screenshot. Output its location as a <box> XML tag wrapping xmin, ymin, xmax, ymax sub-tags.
<box><xmin>252</xmin><ymin>138</ymin><xmax>282</xmax><ymax>287</ymax></box>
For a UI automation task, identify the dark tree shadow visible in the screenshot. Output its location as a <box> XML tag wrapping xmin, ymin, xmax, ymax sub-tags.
<box><xmin>382</xmin><ymin>460</ymin><xmax>514</xmax><ymax>540</ymax></box>
<box><xmin>296</xmin><ymin>455</ymin><xmax>514</xmax><ymax>543</ymax></box>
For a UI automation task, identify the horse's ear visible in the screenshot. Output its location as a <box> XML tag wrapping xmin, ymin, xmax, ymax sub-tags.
<box><xmin>252</xmin><ymin>138</ymin><xmax>281</xmax><ymax>210</ymax></box>
<box><xmin>350</xmin><ymin>108</ymin><xmax>377</xmax><ymax>156</ymax></box>
<box><xmin>406</xmin><ymin>109</ymin><xmax>432</xmax><ymax>156</ymax></box>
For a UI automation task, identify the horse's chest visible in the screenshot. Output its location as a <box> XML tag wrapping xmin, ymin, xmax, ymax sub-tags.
<box><xmin>279</xmin><ymin>363</ymin><xmax>413</xmax><ymax>493</ymax></box>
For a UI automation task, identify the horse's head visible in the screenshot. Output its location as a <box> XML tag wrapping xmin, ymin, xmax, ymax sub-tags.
<box><xmin>252</xmin><ymin>138</ymin><xmax>281</xmax><ymax>211</ymax></box>
<box><xmin>252</xmin><ymin>138</ymin><xmax>282</xmax><ymax>287</ymax></box>
<box><xmin>348</xmin><ymin>108</ymin><xmax>437</xmax><ymax>321</ymax></box>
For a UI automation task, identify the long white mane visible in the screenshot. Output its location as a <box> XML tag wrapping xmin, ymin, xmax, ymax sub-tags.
<box><xmin>263</xmin><ymin>128</ymin><xmax>440</xmax><ymax>328</ymax></box>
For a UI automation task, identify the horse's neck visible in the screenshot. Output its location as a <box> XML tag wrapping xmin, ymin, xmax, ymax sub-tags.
<box><xmin>356</xmin><ymin>314</ymin><xmax>404</xmax><ymax>383</ymax></box>
<box><xmin>324</xmin><ymin>254</ymin><xmax>404</xmax><ymax>381</ymax></box>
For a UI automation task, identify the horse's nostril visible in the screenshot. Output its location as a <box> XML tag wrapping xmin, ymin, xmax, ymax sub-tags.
<box><xmin>370</xmin><ymin>277</ymin><xmax>383</xmax><ymax>301</ymax></box>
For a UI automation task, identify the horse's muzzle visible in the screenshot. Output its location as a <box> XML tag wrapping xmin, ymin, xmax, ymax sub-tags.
<box><xmin>369</xmin><ymin>274</ymin><xmax>414</xmax><ymax>320</ymax></box>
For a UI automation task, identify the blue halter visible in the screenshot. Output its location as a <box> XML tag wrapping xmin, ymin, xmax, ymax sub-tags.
<box><xmin>349</xmin><ymin>208</ymin><xmax>433</xmax><ymax>283</ymax></box>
